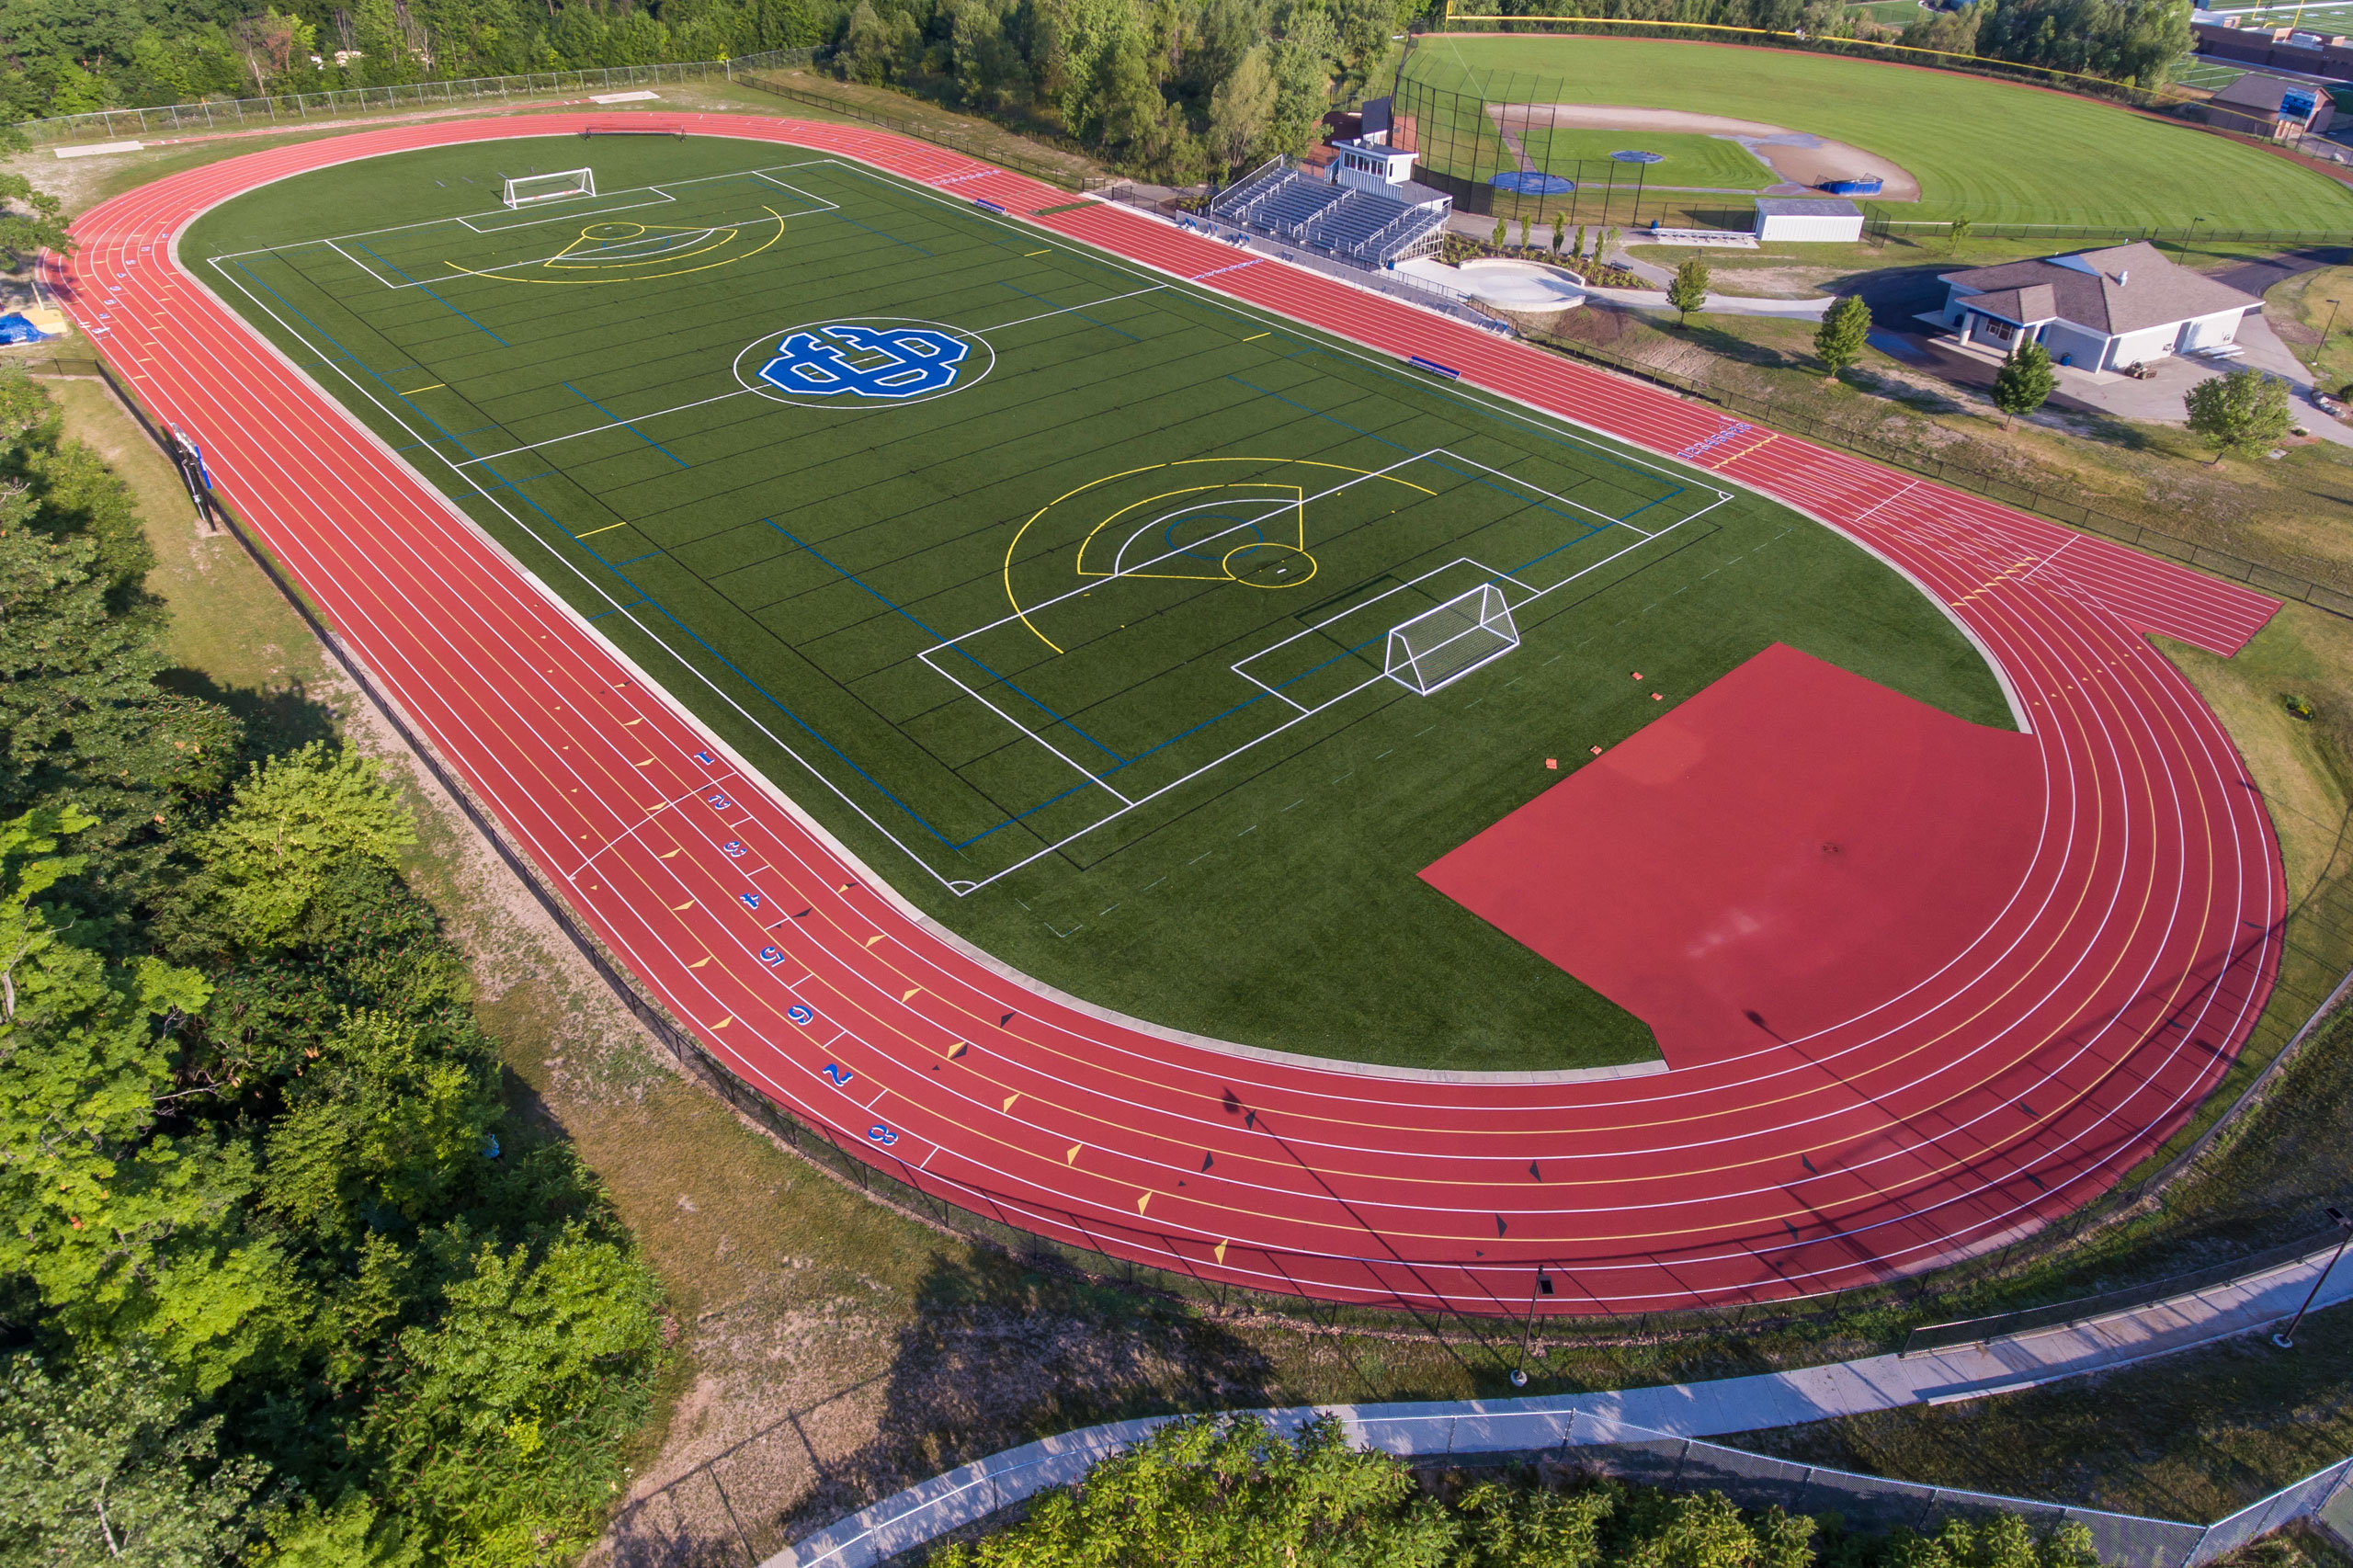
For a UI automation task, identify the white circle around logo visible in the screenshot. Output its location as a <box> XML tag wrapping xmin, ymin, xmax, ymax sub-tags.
<box><xmin>732</xmin><ymin>316</ymin><xmax>995</xmax><ymax>409</ymax></box>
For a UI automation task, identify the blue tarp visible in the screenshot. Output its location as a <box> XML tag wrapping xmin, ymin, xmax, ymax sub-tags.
<box><xmin>0</xmin><ymin>313</ymin><xmax>56</xmax><ymax>345</ymax></box>
<box><xmin>1491</xmin><ymin>170</ymin><xmax>1574</xmax><ymax>195</ymax></box>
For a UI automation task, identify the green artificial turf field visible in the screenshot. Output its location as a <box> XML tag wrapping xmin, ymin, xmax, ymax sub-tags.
<box><xmin>186</xmin><ymin>133</ymin><xmax>2011</xmax><ymax>1072</ymax></box>
<box><xmin>1399</xmin><ymin>35</ymin><xmax>2353</xmax><ymax>230</ymax></box>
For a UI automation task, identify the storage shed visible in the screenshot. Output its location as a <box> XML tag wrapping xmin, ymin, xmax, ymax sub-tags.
<box><xmin>1751</xmin><ymin>197</ymin><xmax>1865</xmax><ymax>244</ymax></box>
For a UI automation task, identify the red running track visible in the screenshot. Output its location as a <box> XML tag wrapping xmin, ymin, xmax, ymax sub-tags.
<box><xmin>54</xmin><ymin>113</ymin><xmax>2287</xmax><ymax>1316</ymax></box>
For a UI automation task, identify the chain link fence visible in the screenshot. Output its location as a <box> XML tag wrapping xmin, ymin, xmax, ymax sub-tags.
<box><xmin>6</xmin><ymin>49</ymin><xmax>820</xmax><ymax>148</ymax></box>
<box><xmin>767</xmin><ymin>1403</ymin><xmax>2353</xmax><ymax>1568</ymax></box>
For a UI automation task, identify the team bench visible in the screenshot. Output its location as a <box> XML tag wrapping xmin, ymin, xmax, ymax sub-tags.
<box><xmin>580</xmin><ymin>119</ymin><xmax>687</xmax><ymax>139</ymax></box>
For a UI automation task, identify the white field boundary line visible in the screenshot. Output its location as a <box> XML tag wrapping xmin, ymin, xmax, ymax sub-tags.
<box><xmin>147</xmin><ymin>122</ymin><xmax>2278</xmax><ymax>1290</ymax></box>
<box><xmin>447</xmin><ymin>281</ymin><xmax>1173</xmax><ymax>468</ymax></box>
<box><xmin>203</xmin><ymin>145</ymin><xmax>1778</xmax><ymax>918</ymax></box>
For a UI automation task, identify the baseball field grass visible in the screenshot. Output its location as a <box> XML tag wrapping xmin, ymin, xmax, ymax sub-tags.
<box><xmin>1399</xmin><ymin>34</ymin><xmax>2353</xmax><ymax>230</ymax></box>
<box><xmin>184</xmin><ymin>131</ymin><xmax>2009</xmax><ymax>1073</ymax></box>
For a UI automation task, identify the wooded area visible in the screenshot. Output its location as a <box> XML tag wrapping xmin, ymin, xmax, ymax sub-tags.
<box><xmin>0</xmin><ymin>370</ymin><xmax>667</xmax><ymax>1564</ymax></box>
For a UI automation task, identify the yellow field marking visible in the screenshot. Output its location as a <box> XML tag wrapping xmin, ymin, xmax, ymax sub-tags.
<box><xmin>1005</xmin><ymin>458</ymin><xmax>1438</xmax><ymax>650</ymax></box>
<box><xmin>1025</xmin><ymin>248</ymin><xmax>1051</xmax><ymax>256</ymax></box>
<box><xmin>443</xmin><ymin>209</ymin><xmax>787</xmax><ymax>285</ymax></box>
<box><xmin>401</xmin><ymin>383</ymin><xmax>444</xmax><ymax>393</ymax></box>
<box><xmin>1074</xmin><ymin>483</ymin><xmax>1302</xmax><ymax>580</ymax></box>
<box><xmin>1243</xmin><ymin>332</ymin><xmax>1270</xmax><ymax>342</ymax></box>
<box><xmin>576</xmin><ymin>520</ymin><xmax>630</xmax><ymax>537</ymax></box>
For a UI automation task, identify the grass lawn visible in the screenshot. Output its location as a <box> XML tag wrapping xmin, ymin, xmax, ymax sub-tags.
<box><xmin>1509</xmin><ymin>126</ymin><xmax>1777</xmax><ymax>190</ymax></box>
<box><xmin>2267</xmin><ymin>263</ymin><xmax>2353</xmax><ymax>397</ymax></box>
<box><xmin>1398</xmin><ymin>34</ymin><xmax>2353</xmax><ymax>230</ymax></box>
<box><xmin>183</xmin><ymin>131</ymin><xmax>2008</xmax><ymax>1074</ymax></box>
<box><xmin>1846</xmin><ymin>0</ymin><xmax>1928</xmax><ymax>22</ymax></box>
<box><xmin>1728</xmin><ymin>1299</ymin><xmax>2353</xmax><ymax>1524</ymax></box>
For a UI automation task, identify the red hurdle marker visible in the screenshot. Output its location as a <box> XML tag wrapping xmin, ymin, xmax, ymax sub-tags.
<box><xmin>1545</xmin><ymin>758</ymin><xmax>1559</xmax><ymax>769</ymax></box>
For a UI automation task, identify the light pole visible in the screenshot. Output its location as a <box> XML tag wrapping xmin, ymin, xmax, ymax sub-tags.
<box><xmin>1612</xmin><ymin>149</ymin><xmax>1664</xmax><ymax>230</ymax></box>
<box><xmin>2273</xmin><ymin>1206</ymin><xmax>2353</xmax><ymax>1349</ymax></box>
<box><xmin>2175</xmin><ymin>214</ymin><xmax>2207</xmax><ymax>261</ymax></box>
<box><xmin>1509</xmin><ymin>1267</ymin><xmax>1554</xmax><ymax>1388</ymax></box>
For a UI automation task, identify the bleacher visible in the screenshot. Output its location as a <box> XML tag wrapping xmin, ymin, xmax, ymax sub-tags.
<box><xmin>1210</xmin><ymin>161</ymin><xmax>1451</xmax><ymax>268</ymax></box>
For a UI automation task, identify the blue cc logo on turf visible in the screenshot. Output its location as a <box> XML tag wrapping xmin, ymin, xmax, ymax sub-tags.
<box><xmin>735</xmin><ymin>317</ymin><xmax>994</xmax><ymax>408</ymax></box>
<box><xmin>758</xmin><ymin>324</ymin><xmax>968</xmax><ymax>400</ymax></box>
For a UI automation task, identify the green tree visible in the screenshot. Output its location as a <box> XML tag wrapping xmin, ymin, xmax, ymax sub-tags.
<box><xmin>0</xmin><ymin>1345</ymin><xmax>267</xmax><ymax>1566</ymax></box>
<box><xmin>192</xmin><ymin>741</ymin><xmax>416</xmax><ymax>948</ymax></box>
<box><xmin>1207</xmin><ymin>44</ymin><xmax>1276</xmax><ymax>171</ymax></box>
<box><xmin>1990</xmin><ymin>340</ymin><xmax>2056</xmax><ymax>428</ymax></box>
<box><xmin>1948</xmin><ymin>214</ymin><xmax>1974</xmax><ymax>253</ymax></box>
<box><xmin>1666</xmin><ymin>256</ymin><xmax>1711</xmax><ymax>325</ymax></box>
<box><xmin>1814</xmin><ymin>293</ymin><xmax>1871</xmax><ymax>379</ymax></box>
<box><xmin>1492</xmin><ymin>214</ymin><xmax>1507</xmax><ymax>248</ymax></box>
<box><xmin>1551</xmin><ymin>220</ymin><xmax>1565</xmax><ymax>256</ymax></box>
<box><xmin>2185</xmin><ymin>367</ymin><xmax>2291</xmax><ymax>462</ymax></box>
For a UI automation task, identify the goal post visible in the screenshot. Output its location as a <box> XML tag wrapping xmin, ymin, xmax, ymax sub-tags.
<box><xmin>1385</xmin><ymin>583</ymin><xmax>1521</xmax><ymax>695</ymax></box>
<box><xmin>503</xmin><ymin>167</ymin><xmax>597</xmax><ymax>209</ymax></box>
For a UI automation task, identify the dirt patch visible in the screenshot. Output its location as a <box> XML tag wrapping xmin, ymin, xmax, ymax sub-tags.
<box><xmin>1489</xmin><ymin>102</ymin><xmax>1920</xmax><ymax>201</ymax></box>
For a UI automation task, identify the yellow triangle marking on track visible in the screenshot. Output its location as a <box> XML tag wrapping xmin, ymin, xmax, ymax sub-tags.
<box><xmin>672</xmin><ymin>899</ymin><xmax>694</xmax><ymax>911</ymax></box>
<box><xmin>1004</xmin><ymin>1092</ymin><xmax>1021</xmax><ymax>1112</ymax></box>
<box><xmin>903</xmin><ymin>986</ymin><xmax>922</xmax><ymax>1002</ymax></box>
<box><xmin>947</xmin><ymin>1040</ymin><xmax>970</xmax><ymax>1060</ymax></box>
<box><xmin>1065</xmin><ymin>1143</ymin><xmax>1083</xmax><ymax>1165</ymax></box>
<box><xmin>866</xmin><ymin>934</ymin><xmax>885</xmax><ymax>948</ymax></box>
<box><xmin>1214</xmin><ymin>1239</ymin><xmax>1228</xmax><ymax>1265</ymax></box>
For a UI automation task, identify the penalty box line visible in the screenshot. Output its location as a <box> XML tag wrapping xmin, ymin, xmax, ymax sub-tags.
<box><xmin>948</xmin><ymin>495</ymin><xmax>1725</xmax><ymax>897</ymax></box>
<box><xmin>920</xmin><ymin>451</ymin><xmax>1722</xmax><ymax>871</ymax></box>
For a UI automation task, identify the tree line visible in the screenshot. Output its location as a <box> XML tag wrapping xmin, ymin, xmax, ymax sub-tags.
<box><xmin>0</xmin><ymin>368</ymin><xmax>666</xmax><ymax>1563</ymax></box>
<box><xmin>0</xmin><ymin>0</ymin><xmax>1420</xmax><ymax>184</ymax></box>
<box><xmin>1454</xmin><ymin>0</ymin><xmax>2192</xmax><ymax>88</ymax></box>
<box><xmin>932</xmin><ymin>1413</ymin><xmax>2111</xmax><ymax>1568</ymax></box>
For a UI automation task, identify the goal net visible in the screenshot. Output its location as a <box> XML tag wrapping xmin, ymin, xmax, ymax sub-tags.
<box><xmin>503</xmin><ymin>167</ymin><xmax>597</xmax><ymax>209</ymax></box>
<box><xmin>1385</xmin><ymin>583</ymin><xmax>1521</xmax><ymax>695</ymax></box>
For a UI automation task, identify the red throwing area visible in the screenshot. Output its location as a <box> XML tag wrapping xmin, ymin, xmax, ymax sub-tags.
<box><xmin>1424</xmin><ymin>645</ymin><xmax>2042</xmax><ymax>1068</ymax></box>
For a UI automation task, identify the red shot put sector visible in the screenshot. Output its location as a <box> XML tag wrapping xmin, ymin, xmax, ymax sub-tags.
<box><xmin>60</xmin><ymin>111</ymin><xmax>2284</xmax><ymax>1314</ymax></box>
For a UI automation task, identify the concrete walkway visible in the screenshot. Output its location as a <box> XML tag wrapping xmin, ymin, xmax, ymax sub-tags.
<box><xmin>765</xmin><ymin>1239</ymin><xmax>2353</xmax><ymax>1566</ymax></box>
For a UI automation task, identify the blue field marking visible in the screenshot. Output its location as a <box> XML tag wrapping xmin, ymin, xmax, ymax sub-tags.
<box><xmin>995</xmin><ymin>279</ymin><xmax>1141</xmax><ymax>343</ymax></box>
<box><xmin>615</xmin><ymin>549</ymin><xmax>666</xmax><ymax>565</ymax></box>
<box><xmin>585</xmin><ymin>598</ymin><xmax>645</xmax><ymax>620</ymax></box>
<box><xmin>226</xmin><ymin>260</ymin><xmax>488</xmax><ymax>460</ymax></box>
<box><xmin>826</xmin><ymin>205</ymin><xmax>935</xmax><ymax>257</ymax></box>
<box><xmin>349</xmin><ymin>241</ymin><xmax>509</xmax><ymax>346</ymax></box>
<box><xmin>562</xmin><ymin>381</ymin><xmax>689</xmax><ymax>467</ymax></box>
<box><xmin>763</xmin><ymin>519</ymin><xmax>1124</xmax><ymax>767</ymax></box>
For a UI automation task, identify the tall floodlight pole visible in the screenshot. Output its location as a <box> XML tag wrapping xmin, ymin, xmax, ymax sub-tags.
<box><xmin>1509</xmin><ymin>1267</ymin><xmax>1555</xmax><ymax>1388</ymax></box>
<box><xmin>2274</xmin><ymin>1207</ymin><xmax>2353</xmax><ymax>1349</ymax></box>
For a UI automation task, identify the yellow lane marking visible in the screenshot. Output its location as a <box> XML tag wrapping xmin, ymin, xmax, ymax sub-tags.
<box><xmin>1243</xmin><ymin>332</ymin><xmax>1270</xmax><ymax>341</ymax></box>
<box><xmin>401</xmin><ymin>383</ymin><xmax>444</xmax><ymax>393</ymax></box>
<box><xmin>577</xmin><ymin>520</ymin><xmax>631</xmax><ymax>537</ymax></box>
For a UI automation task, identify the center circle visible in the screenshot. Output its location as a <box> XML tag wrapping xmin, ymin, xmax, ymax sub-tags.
<box><xmin>732</xmin><ymin>316</ymin><xmax>995</xmax><ymax>409</ymax></box>
<box><xmin>1222</xmin><ymin>540</ymin><xmax>1317</xmax><ymax>588</ymax></box>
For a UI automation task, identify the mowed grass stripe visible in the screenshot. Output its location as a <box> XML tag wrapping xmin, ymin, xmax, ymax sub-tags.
<box><xmin>1402</xmin><ymin>35</ymin><xmax>2353</xmax><ymax>230</ymax></box>
<box><xmin>190</xmin><ymin>133</ymin><xmax>2010</xmax><ymax>1073</ymax></box>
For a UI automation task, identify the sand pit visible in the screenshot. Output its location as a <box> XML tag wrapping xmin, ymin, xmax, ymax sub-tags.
<box><xmin>1487</xmin><ymin>103</ymin><xmax>1920</xmax><ymax>200</ymax></box>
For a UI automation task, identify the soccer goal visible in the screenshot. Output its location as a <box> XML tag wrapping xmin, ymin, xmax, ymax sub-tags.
<box><xmin>1385</xmin><ymin>583</ymin><xmax>1521</xmax><ymax>695</ymax></box>
<box><xmin>503</xmin><ymin>167</ymin><xmax>597</xmax><ymax>209</ymax></box>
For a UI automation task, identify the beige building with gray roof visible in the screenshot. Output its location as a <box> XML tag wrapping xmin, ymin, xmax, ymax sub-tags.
<box><xmin>1931</xmin><ymin>243</ymin><xmax>2261</xmax><ymax>374</ymax></box>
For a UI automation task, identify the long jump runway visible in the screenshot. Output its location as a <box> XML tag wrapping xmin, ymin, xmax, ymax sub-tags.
<box><xmin>54</xmin><ymin>114</ymin><xmax>2287</xmax><ymax>1316</ymax></box>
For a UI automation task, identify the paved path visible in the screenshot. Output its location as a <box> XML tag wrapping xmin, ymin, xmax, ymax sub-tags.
<box><xmin>767</xmin><ymin>1238</ymin><xmax>2353</xmax><ymax>1567</ymax></box>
